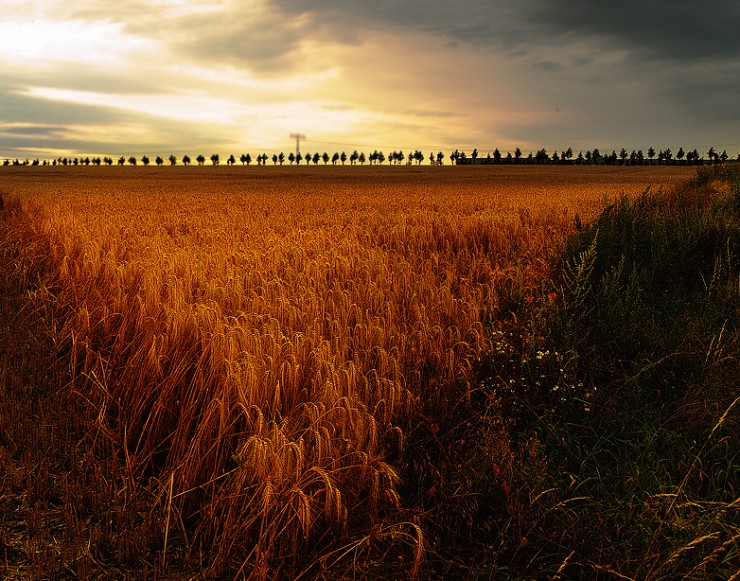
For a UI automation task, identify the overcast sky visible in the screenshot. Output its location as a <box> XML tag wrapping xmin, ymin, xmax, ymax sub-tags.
<box><xmin>1</xmin><ymin>0</ymin><xmax>739</xmax><ymax>160</ymax></box>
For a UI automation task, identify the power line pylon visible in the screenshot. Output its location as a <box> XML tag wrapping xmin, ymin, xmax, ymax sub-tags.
<box><xmin>290</xmin><ymin>133</ymin><xmax>306</xmax><ymax>156</ymax></box>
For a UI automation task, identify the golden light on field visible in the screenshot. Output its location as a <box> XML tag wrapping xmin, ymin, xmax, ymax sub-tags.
<box><xmin>0</xmin><ymin>165</ymin><xmax>696</xmax><ymax>573</ymax></box>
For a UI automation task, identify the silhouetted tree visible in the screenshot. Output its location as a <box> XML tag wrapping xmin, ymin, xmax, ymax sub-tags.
<box><xmin>340</xmin><ymin>152</ymin><xmax>347</xmax><ymax>165</ymax></box>
<box><xmin>154</xmin><ymin>156</ymin><xmax>163</xmax><ymax>166</ymax></box>
<box><xmin>128</xmin><ymin>156</ymin><xmax>137</xmax><ymax>166</ymax></box>
<box><xmin>295</xmin><ymin>152</ymin><xmax>302</xmax><ymax>165</ymax></box>
<box><xmin>210</xmin><ymin>154</ymin><xmax>220</xmax><ymax>165</ymax></box>
<box><xmin>240</xmin><ymin>153</ymin><xmax>249</xmax><ymax>165</ymax></box>
<box><xmin>288</xmin><ymin>152</ymin><xmax>295</xmax><ymax>165</ymax></box>
<box><xmin>196</xmin><ymin>154</ymin><xmax>205</xmax><ymax>166</ymax></box>
<box><xmin>227</xmin><ymin>154</ymin><xmax>236</xmax><ymax>166</ymax></box>
<box><xmin>322</xmin><ymin>152</ymin><xmax>329</xmax><ymax>165</ymax></box>
<box><xmin>647</xmin><ymin>147</ymin><xmax>656</xmax><ymax>164</ymax></box>
<box><xmin>313</xmin><ymin>153</ymin><xmax>320</xmax><ymax>165</ymax></box>
<box><xmin>182</xmin><ymin>155</ymin><xmax>191</xmax><ymax>166</ymax></box>
<box><xmin>331</xmin><ymin>152</ymin><xmax>339</xmax><ymax>165</ymax></box>
<box><xmin>104</xmin><ymin>157</ymin><xmax>113</xmax><ymax>166</ymax></box>
<box><xmin>350</xmin><ymin>150</ymin><xmax>359</xmax><ymax>165</ymax></box>
<box><xmin>278</xmin><ymin>152</ymin><xmax>285</xmax><ymax>165</ymax></box>
<box><xmin>359</xmin><ymin>152</ymin><xmax>366</xmax><ymax>165</ymax></box>
<box><xmin>514</xmin><ymin>147</ymin><xmax>522</xmax><ymax>163</ymax></box>
<box><xmin>436</xmin><ymin>151</ymin><xmax>445</xmax><ymax>165</ymax></box>
<box><xmin>169</xmin><ymin>154</ymin><xmax>177</xmax><ymax>165</ymax></box>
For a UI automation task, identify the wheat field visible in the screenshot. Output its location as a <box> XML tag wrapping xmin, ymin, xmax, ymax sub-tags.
<box><xmin>0</xmin><ymin>165</ymin><xmax>696</xmax><ymax>577</ymax></box>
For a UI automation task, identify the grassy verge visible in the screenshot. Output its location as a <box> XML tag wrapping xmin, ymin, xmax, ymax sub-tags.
<box><xmin>442</xmin><ymin>164</ymin><xmax>740</xmax><ymax>579</ymax></box>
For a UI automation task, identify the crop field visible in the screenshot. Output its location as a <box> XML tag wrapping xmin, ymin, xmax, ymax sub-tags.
<box><xmin>3</xmin><ymin>164</ymin><xmax>731</xmax><ymax>580</ymax></box>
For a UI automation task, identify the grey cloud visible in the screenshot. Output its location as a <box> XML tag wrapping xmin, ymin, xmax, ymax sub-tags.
<box><xmin>271</xmin><ymin>0</ymin><xmax>740</xmax><ymax>64</ymax></box>
<box><xmin>270</xmin><ymin>0</ymin><xmax>536</xmax><ymax>51</ymax></box>
<box><xmin>169</xmin><ymin>11</ymin><xmax>306</xmax><ymax>72</ymax></box>
<box><xmin>62</xmin><ymin>0</ymin><xmax>307</xmax><ymax>72</ymax></box>
<box><xmin>62</xmin><ymin>0</ymin><xmax>740</xmax><ymax>73</ymax></box>
<box><xmin>0</xmin><ymin>81</ymin><xmax>224</xmax><ymax>157</ymax></box>
<box><xmin>0</xmin><ymin>82</ymin><xmax>125</xmax><ymax>126</ymax></box>
<box><xmin>653</xmin><ymin>60</ymin><xmax>740</xmax><ymax>127</ymax></box>
<box><xmin>0</xmin><ymin>124</ymin><xmax>68</xmax><ymax>136</ymax></box>
<box><xmin>532</xmin><ymin>0</ymin><xmax>740</xmax><ymax>63</ymax></box>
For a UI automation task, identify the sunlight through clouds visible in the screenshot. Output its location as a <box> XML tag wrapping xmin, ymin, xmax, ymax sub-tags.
<box><xmin>0</xmin><ymin>18</ymin><xmax>155</xmax><ymax>66</ymax></box>
<box><xmin>1</xmin><ymin>0</ymin><xmax>739</xmax><ymax>159</ymax></box>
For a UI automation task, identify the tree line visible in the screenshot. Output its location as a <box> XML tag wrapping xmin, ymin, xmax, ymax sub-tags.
<box><xmin>3</xmin><ymin>145</ymin><xmax>738</xmax><ymax>168</ymax></box>
<box><xmin>453</xmin><ymin>146</ymin><xmax>736</xmax><ymax>165</ymax></box>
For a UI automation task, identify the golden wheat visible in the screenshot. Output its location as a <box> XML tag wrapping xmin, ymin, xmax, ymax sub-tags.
<box><xmin>0</xmin><ymin>164</ymin><xmax>695</xmax><ymax>576</ymax></box>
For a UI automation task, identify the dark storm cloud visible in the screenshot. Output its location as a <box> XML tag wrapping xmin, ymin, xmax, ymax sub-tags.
<box><xmin>270</xmin><ymin>0</ymin><xmax>740</xmax><ymax>63</ymax></box>
<box><xmin>265</xmin><ymin>0</ymin><xmax>740</xmax><ymax>150</ymax></box>
<box><xmin>532</xmin><ymin>0</ymin><xmax>740</xmax><ymax>63</ymax></box>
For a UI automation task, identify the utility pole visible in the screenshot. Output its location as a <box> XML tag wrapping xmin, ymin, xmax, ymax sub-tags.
<box><xmin>290</xmin><ymin>133</ymin><xmax>306</xmax><ymax>156</ymax></box>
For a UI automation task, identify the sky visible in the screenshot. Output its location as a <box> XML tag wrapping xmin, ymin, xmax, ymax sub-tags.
<box><xmin>1</xmin><ymin>0</ymin><xmax>739</xmax><ymax>161</ymax></box>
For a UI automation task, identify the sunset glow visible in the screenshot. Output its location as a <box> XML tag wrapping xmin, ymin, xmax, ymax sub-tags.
<box><xmin>1</xmin><ymin>0</ymin><xmax>739</xmax><ymax>160</ymax></box>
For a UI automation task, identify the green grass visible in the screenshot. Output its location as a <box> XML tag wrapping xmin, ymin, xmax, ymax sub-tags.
<box><xmin>455</xmin><ymin>164</ymin><xmax>740</xmax><ymax>579</ymax></box>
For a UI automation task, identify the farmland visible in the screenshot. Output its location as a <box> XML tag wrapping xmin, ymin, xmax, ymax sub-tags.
<box><xmin>1</xmin><ymin>164</ymin><xmax>736</xmax><ymax>579</ymax></box>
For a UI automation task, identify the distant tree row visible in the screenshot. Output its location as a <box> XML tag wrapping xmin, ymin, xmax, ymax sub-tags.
<box><xmin>3</xmin><ymin>146</ymin><xmax>738</xmax><ymax>168</ymax></box>
<box><xmin>452</xmin><ymin>146</ymin><xmax>735</xmax><ymax>166</ymax></box>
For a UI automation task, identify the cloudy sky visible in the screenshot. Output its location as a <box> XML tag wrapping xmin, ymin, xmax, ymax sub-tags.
<box><xmin>1</xmin><ymin>0</ymin><xmax>739</xmax><ymax>160</ymax></box>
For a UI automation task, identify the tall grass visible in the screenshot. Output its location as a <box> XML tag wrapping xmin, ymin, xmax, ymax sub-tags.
<box><xmin>473</xmin><ymin>164</ymin><xmax>740</xmax><ymax>579</ymax></box>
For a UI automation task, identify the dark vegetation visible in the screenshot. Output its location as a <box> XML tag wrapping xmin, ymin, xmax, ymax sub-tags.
<box><xmin>435</xmin><ymin>164</ymin><xmax>740</xmax><ymax>579</ymax></box>
<box><xmin>2</xmin><ymin>145</ymin><xmax>738</xmax><ymax>168</ymax></box>
<box><xmin>0</xmin><ymin>165</ymin><xmax>738</xmax><ymax>579</ymax></box>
